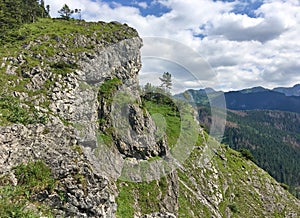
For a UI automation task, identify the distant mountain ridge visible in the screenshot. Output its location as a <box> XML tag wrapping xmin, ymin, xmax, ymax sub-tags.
<box><xmin>175</xmin><ymin>84</ymin><xmax>300</xmax><ymax>114</ymax></box>
<box><xmin>225</xmin><ymin>89</ymin><xmax>300</xmax><ymax>113</ymax></box>
<box><xmin>239</xmin><ymin>86</ymin><xmax>269</xmax><ymax>94</ymax></box>
<box><xmin>273</xmin><ymin>84</ymin><xmax>300</xmax><ymax>96</ymax></box>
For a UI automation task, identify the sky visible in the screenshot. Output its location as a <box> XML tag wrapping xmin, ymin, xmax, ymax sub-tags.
<box><xmin>44</xmin><ymin>0</ymin><xmax>300</xmax><ymax>92</ymax></box>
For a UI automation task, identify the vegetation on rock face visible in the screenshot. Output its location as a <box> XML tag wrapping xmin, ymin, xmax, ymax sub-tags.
<box><xmin>97</xmin><ymin>77</ymin><xmax>122</xmax><ymax>146</ymax></box>
<box><xmin>0</xmin><ymin>160</ymin><xmax>54</xmax><ymax>217</ymax></box>
<box><xmin>14</xmin><ymin>160</ymin><xmax>55</xmax><ymax>190</ymax></box>
<box><xmin>142</xmin><ymin>92</ymin><xmax>181</xmax><ymax>147</ymax></box>
<box><xmin>0</xmin><ymin>95</ymin><xmax>48</xmax><ymax>126</ymax></box>
<box><xmin>116</xmin><ymin>177</ymin><xmax>169</xmax><ymax>218</ymax></box>
<box><xmin>98</xmin><ymin>78</ymin><xmax>122</xmax><ymax>105</ymax></box>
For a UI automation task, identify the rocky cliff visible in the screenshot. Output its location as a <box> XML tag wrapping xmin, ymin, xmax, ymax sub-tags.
<box><xmin>0</xmin><ymin>18</ymin><xmax>300</xmax><ymax>218</ymax></box>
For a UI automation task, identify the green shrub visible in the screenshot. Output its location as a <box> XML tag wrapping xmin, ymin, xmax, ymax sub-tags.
<box><xmin>50</xmin><ymin>61</ymin><xmax>78</xmax><ymax>75</ymax></box>
<box><xmin>0</xmin><ymin>96</ymin><xmax>48</xmax><ymax>125</ymax></box>
<box><xmin>0</xmin><ymin>160</ymin><xmax>54</xmax><ymax>217</ymax></box>
<box><xmin>280</xmin><ymin>183</ymin><xmax>289</xmax><ymax>190</ymax></box>
<box><xmin>98</xmin><ymin>78</ymin><xmax>122</xmax><ymax>101</ymax></box>
<box><xmin>14</xmin><ymin>160</ymin><xmax>55</xmax><ymax>192</ymax></box>
<box><xmin>239</xmin><ymin>148</ymin><xmax>255</xmax><ymax>162</ymax></box>
<box><xmin>228</xmin><ymin>203</ymin><xmax>239</xmax><ymax>213</ymax></box>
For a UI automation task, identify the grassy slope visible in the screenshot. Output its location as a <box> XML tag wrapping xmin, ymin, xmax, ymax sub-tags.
<box><xmin>179</xmin><ymin>140</ymin><xmax>300</xmax><ymax>217</ymax></box>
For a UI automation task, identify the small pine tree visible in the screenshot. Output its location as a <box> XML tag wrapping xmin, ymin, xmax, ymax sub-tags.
<box><xmin>58</xmin><ymin>4</ymin><xmax>74</xmax><ymax>19</ymax></box>
<box><xmin>159</xmin><ymin>72</ymin><xmax>172</xmax><ymax>92</ymax></box>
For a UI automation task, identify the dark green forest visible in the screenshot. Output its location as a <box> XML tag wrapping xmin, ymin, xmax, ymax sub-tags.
<box><xmin>206</xmin><ymin>109</ymin><xmax>300</xmax><ymax>198</ymax></box>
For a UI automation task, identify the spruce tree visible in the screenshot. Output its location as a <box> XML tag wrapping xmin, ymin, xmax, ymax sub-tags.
<box><xmin>58</xmin><ymin>4</ymin><xmax>74</xmax><ymax>20</ymax></box>
<box><xmin>159</xmin><ymin>72</ymin><xmax>172</xmax><ymax>91</ymax></box>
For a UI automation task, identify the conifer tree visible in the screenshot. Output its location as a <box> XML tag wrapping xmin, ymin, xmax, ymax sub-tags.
<box><xmin>159</xmin><ymin>72</ymin><xmax>172</xmax><ymax>91</ymax></box>
<box><xmin>58</xmin><ymin>4</ymin><xmax>74</xmax><ymax>19</ymax></box>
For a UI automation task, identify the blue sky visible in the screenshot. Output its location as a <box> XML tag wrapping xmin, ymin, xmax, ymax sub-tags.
<box><xmin>101</xmin><ymin>0</ymin><xmax>171</xmax><ymax>16</ymax></box>
<box><xmin>102</xmin><ymin>0</ymin><xmax>265</xmax><ymax>17</ymax></box>
<box><xmin>45</xmin><ymin>0</ymin><xmax>300</xmax><ymax>92</ymax></box>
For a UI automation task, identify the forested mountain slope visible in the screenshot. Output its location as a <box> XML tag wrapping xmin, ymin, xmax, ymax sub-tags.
<box><xmin>223</xmin><ymin>110</ymin><xmax>300</xmax><ymax>197</ymax></box>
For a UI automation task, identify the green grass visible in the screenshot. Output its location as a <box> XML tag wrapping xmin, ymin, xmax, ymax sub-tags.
<box><xmin>97</xmin><ymin>131</ymin><xmax>114</xmax><ymax>147</ymax></box>
<box><xmin>0</xmin><ymin>95</ymin><xmax>48</xmax><ymax>126</ymax></box>
<box><xmin>116</xmin><ymin>177</ymin><xmax>169</xmax><ymax>217</ymax></box>
<box><xmin>98</xmin><ymin>78</ymin><xmax>122</xmax><ymax>103</ymax></box>
<box><xmin>142</xmin><ymin>99</ymin><xmax>181</xmax><ymax>147</ymax></box>
<box><xmin>14</xmin><ymin>160</ymin><xmax>55</xmax><ymax>191</ymax></box>
<box><xmin>116</xmin><ymin>182</ymin><xmax>135</xmax><ymax>218</ymax></box>
<box><xmin>0</xmin><ymin>160</ymin><xmax>55</xmax><ymax>217</ymax></box>
<box><xmin>50</xmin><ymin>61</ymin><xmax>78</xmax><ymax>76</ymax></box>
<box><xmin>1</xmin><ymin>18</ymin><xmax>138</xmax><ymax>49</ymax></box>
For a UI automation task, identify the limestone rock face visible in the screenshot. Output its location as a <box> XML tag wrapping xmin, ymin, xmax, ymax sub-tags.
<box><xmin>114</xmin><ymin>104</ymin><xmax>167</xmax><ymax>159</ymax></box>
<box><xmin>0</xmin><ymin>120</ymin><xmax>116</xmax><ymax>217</ymax></box>
<box><xmin>0</xmin><ymin>31</ymin><xmax>174</xmax><ymax>217</ymax></box>
<box><xmin>69</xmin><ymin>37</ymin><xmax>168</xmax><ymax>160</ymax></box>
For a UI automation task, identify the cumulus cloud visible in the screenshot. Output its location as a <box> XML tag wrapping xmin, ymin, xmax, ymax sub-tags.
<box><xmin>206</xmin><ymin>14</ymin><xmax>286</xmax><ymax>43</ymax></box>
<box><xmin>44</xmin><ymin>0</ymin><xmax>300</xmax><ymax>91</ymax></box>
<box><xmin>140</xmin><ymin>37</ymin><xmax>216</xmax><ymax>93</ymax></box>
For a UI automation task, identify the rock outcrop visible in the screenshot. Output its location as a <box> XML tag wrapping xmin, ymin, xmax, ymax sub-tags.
<box><xmin>0</xmin><ymin>120</ymin><xmax>117</xmax><ymax>217</ymax></box>
<box><xmin>0</xmin><ymin>19</ymin><xmax>173</xmax><ymax>217</ymax></box>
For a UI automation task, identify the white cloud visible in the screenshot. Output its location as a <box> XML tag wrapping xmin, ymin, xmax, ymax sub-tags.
<box><xmin>44</xmin><ymin>0</ymin><xmax>300</xmax><ymax>91</ymax></box>
<box><xmin>134</xmin><ymin>1</ymin><xmax>148</xmax><ymax>9</ymax></box>
<box><xmin>206</xmin><ymin>13</ymin><xmax>286</xmax><ymax>42</ymax></box>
